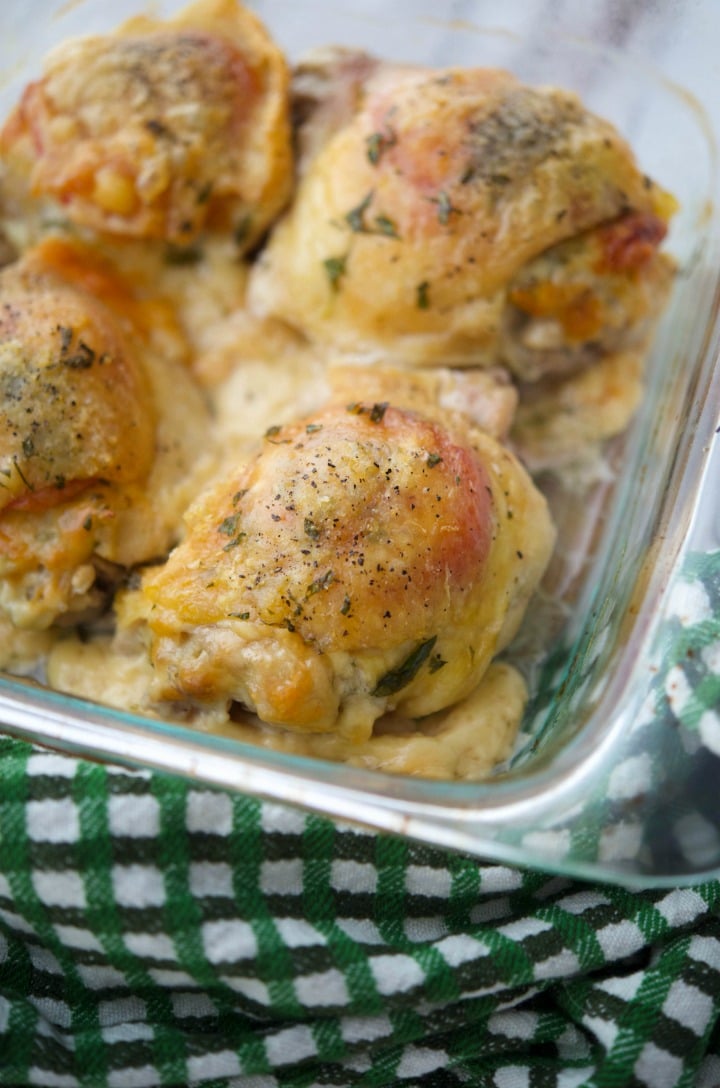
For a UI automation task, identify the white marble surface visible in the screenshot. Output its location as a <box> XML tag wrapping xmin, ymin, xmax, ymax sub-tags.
<box><xmin>6</xmin><ymin>3</ymin><xmax>719</xmax><ymax>140</ymax></box>
<box><xmin>250</xmin><ymin>0</ymin><xmax>720</xmax><ymax>135</ymax></box>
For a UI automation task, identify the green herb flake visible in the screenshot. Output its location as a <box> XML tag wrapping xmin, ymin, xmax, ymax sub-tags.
<box><xmin>428</xmin><ymin>653</ymin><xmax>447</xmax><ymax>674</ymax></box>
<box><xmin>365</xmin><ymin>126</ymin><xmax>397</xmax><ymax>165</ymax></box>
<box><xmin>304</xmin><ymin>517</ymin><xmax>321</xmax><ymax>540</ymax></box>
<box><xmin>11</xmin><ymin>459</ymin><xmax>33</xmax><ymax>492</ymax></box>
<box><xmin>340</xmin><ymin>595</ymin><xmax>352</xmax><ymax>615</ymax></box>
<box><xmin>374</xmin><ymin>214</ymin><xmax>400</xmax><ymax>239</ymax></box>
<box><xmin>345</xmin><ymin>191</ymin><xmax>374</xmax><ymax>232</ymax></box>
<box><xmin>61</xmin><ymin>340</ymin><xmax>96</xmax><ymax>369</ymax></box>
<box><xmin>416</xmin><ymin>281</ymin><xmax>430</xmax><ymax>309</ymax></box>
<box><xmin>164</xmin><ymin>243</ymin><xmax>203</xmax><ymax>266</ymax></box>
<box><xmin>229</xmin><ymin>611</ymin><xmax>251</xmax><ymax>620</ymax></box>
<box><xmin>196</xmin><ymin>181</ymin><xmax>213</xmax><ymax>205</ymax></box>
<box><xmin>369</xmin><ymin>402</ymin><xmax>389</xmax><ymax>424</ymax></box>
<box><xmin>58</xmin><ymin>325</ymin><xmax>73</xmax><ymax>354</ymax></box>
<box><xmin>83</xmin><ymin>515</ymin><xmax>93</xmax><ymax>532</ymax></box>
<box><xmin>233</xmin><ymin>214</ymin><xmax>253</xmax><ymax>247</ymax></box>
<box><xmin>232</xmin><ymin>489</ymin><xmax>248</xmax><ymax>505</ymax></box>
<box><xmin>372</xmin><ymin>636</ymin><xmax>438</xmax><ymax>697</ymax></box>
<box><xmin>218</xmin><ymin>514</ymin><xmax>241</xmax><ymax>537</ymax></box>
<box><xmin>307</xmin><ymin>569</ymin><xmax>335</xmax><ymax>597</ymax></box>
<box><xmin>306</xmin><ymin>423</ymin><xmax>323</xmax><ymax>434</ymax></box>
<box><xmin>426</xmin><ymin>452</ymin><xmax>443</xmax><ymax>468</ymax></box>
<box><xmin>222</xmin><ymin>532</ymin><xmax>247</xmax><ymax>552</ymax></box>
<box><xmin>21</xmin><ymin>437</ymin><xmax>34</xmax><ymax>458</ymax></box>
<box><xmin>323</xmin><ymin>254</ymin><xmax>347</xmax><ymax>291</ymax></box>
<box><xmin>265</xmin><ymin>424</ymin><xmax>282</xmax><ymax>438</ymax></box>
<box><xmin>427</xmin><ymin>190</ymin><xmax>460</xmax><ymax>226</ymax></box>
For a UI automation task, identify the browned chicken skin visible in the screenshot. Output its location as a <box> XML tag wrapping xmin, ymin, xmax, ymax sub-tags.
<box><xmin>250</xmin><ymin>53</ymin><xmax>674</xmax><ymax>380</ymax></box>
<box><xmin>0</xmin><ymin>237</ymin><xmax>211</xmax><ymax>630</ymax></box>
<box><xmin>139</xmin><ymin>393</ymin><xmax>555</xmax><ymax>739</ymax></box>
<box><xmin>0</xmin><ymin>0</ymin><xmax>293</xmax><ymax>250</ymax></box>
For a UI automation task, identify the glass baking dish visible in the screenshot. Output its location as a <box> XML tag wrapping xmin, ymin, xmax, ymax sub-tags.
<box><xmin>1</xmin><ymin>0</ymin><xmax>719</xmax><ymax>888</ymax></box>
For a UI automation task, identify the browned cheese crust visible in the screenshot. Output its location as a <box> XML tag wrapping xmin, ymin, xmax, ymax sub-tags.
<box><xmin>250</xmin><ymin>56</ymin><xmax>674</xmax><ymax>383</ymax></box>
<box><xmin>0</xmin><ymin>0</ymin><xmax>293</xmax><ymax>250</ymax></box>
<box><xmin>0</xmin><ymin>236</ymin><xmax>211</xmax><ymax>629</ymax></box>
<box><xmin>138</xmin><ymin>394</ymin><xmax>555</xmax><ymax>740</ymax></box>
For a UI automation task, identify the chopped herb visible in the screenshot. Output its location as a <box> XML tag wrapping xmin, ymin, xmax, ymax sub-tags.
<box><xmin>58</xmin><ymin>326</ymin><xmax>73</xmax><ymax>354</ymax></box>
<box><xmin>232</xmin><ymin>489</ymin><xmax>248</xmax><ymax>505</ymax></box>
<box><xmin>307</xmin><ymin>570</ymin><xmax>335</xmax><ymax>596</ymax></box>
<box><xmin>11</xmin><ymin>458</ymin><xmax>32</xmax><ymax>491</ymax></box>
<box><xmin>346</xmin><ymin>401</ymin><xmax>389</xmax><ymax>422</ymax></box>
<box><xmin>145</xmin><ymin>118</ymin><xmax>171</xmax><ymax>138</ymax></box>
<box><xmin>164</xmin><ymin>243</ymin><xmax>203</xmax><ymax>265</ymax></box>
<box><xmin>428</xmin><ymin>654</ymin><xmax>447</xmax><ymax>674</ymax></box>
<box><xmin>372</xmin><ymin>636</ymin><xmax>438</xmax><ymax>696</ymax></box>
<box><xmin>373</xmin><ymin>214</ymin><xmax>400</xmax><ymax>238</ymax></box>
<box><xmin>83</xmin><ymin>515</ymin><xmax>93</xmax><ymax>532</ymax></box>
<box><xmin>265</xmin><ymin>424</ymin><xmax>282</xmax><ymax>438</ymax></box>
<box><xmin>233</xmin><ymin>214</ymin><xmax>253</xmax><ymax>247</ymax></box>
<box><xmin>306</xmin><ymin>423</ymin><xmax>323</xmax><ymax>434</ymax></box>
<box><xmin>230</xmin><ymin>611</ymin><xmax>250</xmax><ymax>620</ymax></box>
<box><xmin>196</xmin><ymin>181</ymin><xmax>213</xmax><ymax>205</ymax></box>
<box><xmin>323</xmin><ymin>254</ymin><xmax>347</xmax><ymax>291</ymax></box>
<box><xmin>426</xmin><ymin>452</ymin><xmax>443</xmax><ymax>467</ymax></box>
<box><xmin>431</xmin><ymin>190</ymin><xmax>459</xmax><ymax>225</ymax></box>
<box><xmin>21</xmin><ymin>437</ymin><xmax>34</xmax><ymax>458</ymax></box>
<box><xmin>438</xmin><ymin>191</ymin><xmax>452</xmax><ymax>225</ymax></box>
<box><xmin>284</xmin><ymin>618</ymin><xmax>296</xmax><ymax>632</ymax></box>
<box><xmin>366</xmin><ymin>127</ymin><xmax>397</xmax><ymax>165</ymax></box>
<box><xmin>304</xmin><ymin>517</ymin><xmax>321</xmax><ymax>540</ymax></box>
<box><xmin>340</xmin><ymin>595</ymin><xmax>351</xmax><ymax>615</ymax></box>
<box><xmin>218</xmin><ymin>514</ymin><xmax>242</xmax><ymax>536</ymax></box>
<box><xmin>61</xmin><ymin>340</ymin><xmax>96</xmax><ymax>369</ymax></box>
<box><xmin>345</xmin><ymin>193</ymin><xmax>400</xmax><ymax>238</ymax></box>
<box><xmin>346</xmin><ymin>191</ymin><xmax>374</xmax><ymax>232</ymax></box>
<box><xmin>416</xmin><ymin>281</ymin><xmax>430</xmax><ymax>309</ymax></box>
<box><xmin>222</xmin><ymin>533</ymin><xmax>246</xmax><ymax>552</ymax></box>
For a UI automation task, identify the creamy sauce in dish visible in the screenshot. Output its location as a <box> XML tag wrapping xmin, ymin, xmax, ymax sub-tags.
<box><xmin>0</xmin><ymin>0</ymin><xmax>675</xmax><ymax>779</ymax></box>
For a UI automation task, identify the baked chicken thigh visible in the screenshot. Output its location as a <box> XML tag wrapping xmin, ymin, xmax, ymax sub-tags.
<box><xmin>138</xmin><ymin>389</ymin><xmax>555</xmax><ymax>740</ymax></box>
<box><xmin>0</xmin><ymin>0</ymin><xmax>293</xmax><ymax>251</ymax></box>
<box><xmin>0</xmin><ymin>237</ymin><xmax>210</xmax><ymax>632</ymax></box>
<box><xmin>250</xmin><ymin>54</ymin><xmax>674</xmax><ymax>378</ymax></box>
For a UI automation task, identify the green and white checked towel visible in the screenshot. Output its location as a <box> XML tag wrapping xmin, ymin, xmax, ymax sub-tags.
<box><xmin>1</xmin><ymin>552</ymin><xmax>720</xmax><ymax>1088</ymax></box>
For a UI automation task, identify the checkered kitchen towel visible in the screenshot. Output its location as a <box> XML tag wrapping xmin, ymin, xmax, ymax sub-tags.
<box><xmin>1</xmin><ymin>552</ymin><xmax>720</xmax><ymax>1088</ymax></box>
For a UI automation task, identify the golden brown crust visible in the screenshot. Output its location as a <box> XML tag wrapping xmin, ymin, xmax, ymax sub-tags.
<box><xmin>0</xmin><ymin>0</ymin><xmax>293</xmax><ymax>249</ymax></box>
<box><xmin>0</xmin><ymin>236</ymin><xmax>213</xmax><ymax>629</ymax></box>
<box><xmin>0</xmin><ymin>238</ymin><xmax>155</xmax><ymax>513</ymax></box>
<box><xmin>250</xmin><ymin>60</ymin><xmax>673</xmax><ymax>371</ymax></box>
<box><xmin>140</xmin><ymin>396</ymin><xmax>555</xmax><ymax>737</ymax></box>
